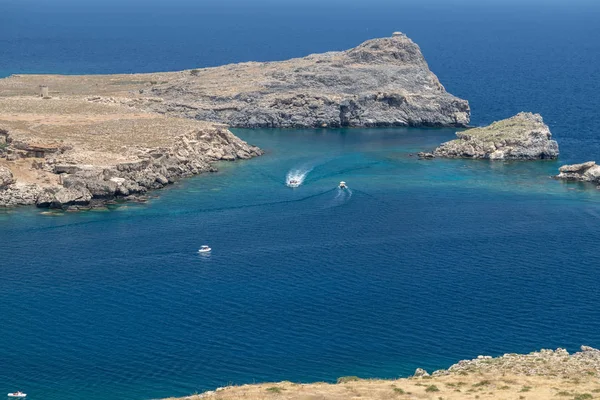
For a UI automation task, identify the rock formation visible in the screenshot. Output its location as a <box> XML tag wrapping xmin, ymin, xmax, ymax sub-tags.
<box><xmin>0</xmin><ymin>165</ymin><xmax>14</xmax><ymax>188</ymax></box>
<box><xmin>432</xmin><ymin>112</ymin><xmax>559</xmax><ymax>160</ymax></box>
<box><xmin>555</xmin><ymin>161</ymin><xmax>600</xmax><ymax>186</ymax></box>
<box><xmin>0</xmin><ymin>98</ymin><xmax>262</xmax><ymax>209</ymax></box>
<box><xmin>146</xmin><ymin>32</ymin><xmax>469</xmax><ymax>128</ymax></box>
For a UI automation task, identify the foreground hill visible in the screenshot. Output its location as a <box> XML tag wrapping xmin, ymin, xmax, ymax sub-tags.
<box><xmin>166</xmin><ymin>346</ymin><xmax>600</xmax><ymax>400</ymax></box>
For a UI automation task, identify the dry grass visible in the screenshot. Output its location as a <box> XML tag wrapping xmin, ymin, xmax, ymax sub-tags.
<box><xmin>163</xmin><ymin>373</ymin><xmax>600</xmax><ymax>400</ymax></box>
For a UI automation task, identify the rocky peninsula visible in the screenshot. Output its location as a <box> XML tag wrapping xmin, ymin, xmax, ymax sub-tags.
<box><xmin>423</xmin><ymin>112</ymin><xmax>559</xmax><ymax>160</ymax></box>
<box><xmin>166</xmin><ymin>346</ymin><xmax>600</xmax><ymax>400</ymax></box>
<box><xmin>0</xmin><ymin>32</ymin><xmax>469</xmax><ymax>208</ymax></box>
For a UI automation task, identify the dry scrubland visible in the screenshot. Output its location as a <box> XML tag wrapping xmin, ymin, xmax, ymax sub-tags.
<box><xmin>165</xmin><ymin>347</ymin><xmax>600</xmax><ymax>400</ymax></box>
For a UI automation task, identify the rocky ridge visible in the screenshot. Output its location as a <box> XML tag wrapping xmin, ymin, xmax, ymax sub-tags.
<box><xmin>425</xmin><ymin>112</ymin><xmax>559</xmax><ymax>160</ymax></box>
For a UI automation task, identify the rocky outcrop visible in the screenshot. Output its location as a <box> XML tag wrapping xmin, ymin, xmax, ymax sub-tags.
<box><xmin>0</xmin><ymin>125</ymin><xmax>262</xmax><ymax>209</ymax></box>
<box><xmin>432</xmin><ymin>112</ymin><xmax>559</xmax><ymax>160</ymax></box>
<box><xmin>555</xmin><ymin>161</ymin><xmax>600</xmax><ymax>186</ymax></box>
<box><xmin>439</xmin><ymin>345</ymin><xmax>600</xmax><ymax>378</ymax></box>
<box><xmin>142</xmin><ymin>33</ymin><xmax>470</xmax><ymax>128</ymax></box>
<box><xmin>0</xmin><ymin>165</ymin><xmax>14</xmax><ymax>188</ymax></box>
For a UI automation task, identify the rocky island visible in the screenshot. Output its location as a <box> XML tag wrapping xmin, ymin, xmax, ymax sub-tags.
<box><xmin>166</xmin><ymin>346</ymin><xmax>600</xmax><ymax>400</ymax></box>
<box><xmin>422</xmin><ymin>112</ymin><xmax>559</xmax><ymax>160</ymax></box>
<box><xmin>0</xmin><ymin>32</ymin><xmax>469</xmax><ymax>208</ymax></box>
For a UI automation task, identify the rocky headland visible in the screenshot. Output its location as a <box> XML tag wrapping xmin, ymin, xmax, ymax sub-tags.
<box><xmin>145</xmin><ymin>32</ymin><xmax>470</xmax><ymax>128</ymax></box>
<box><xmin>0</xmin><ymin>32</ymin><xmax>469</xmax><ymax>208</ymax></box>
<box><xmin>166</xmin><ymin>346</ymin><xmax>600</xmax><ymax>400</ymax></box>
<box><xmin>0</xmin><ymin>98</ymin><xmax>261</xmax><ymax>209</ymax></box>
<box><xmin>421</xmin><ymin>112</ymin><xmax>559</xmax><ymax>160</ymax></box>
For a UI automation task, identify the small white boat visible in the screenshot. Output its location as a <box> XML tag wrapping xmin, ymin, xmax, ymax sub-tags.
<box><xmin>287</xmin><ymin>179</ymin><xmax>300</xmax><ymax>188</ymax></box>
<box><xmin>339</xmin><ymin>181</ymin><xmax>347</xmax><ymax>189</ymax></box>
<box><xmin>7</xmin><ymin>392</ymin><xmax>27</xmax><ymax>398</ymax></box>
<box><xmin>198</xmin><ymin>245</ymin><xmax>211</xmax><ymax>253</ymax></box>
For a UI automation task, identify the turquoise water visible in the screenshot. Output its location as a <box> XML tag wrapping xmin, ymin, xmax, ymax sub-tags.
<box><xmin>2</xmin><ymin>0</ymin><xmax>600</xmax><ymax>399</ymax></box>
<box><xmin>2</xmin><ymin>128</ymin><xmax>600</xmax><ymax>400</ymax></box>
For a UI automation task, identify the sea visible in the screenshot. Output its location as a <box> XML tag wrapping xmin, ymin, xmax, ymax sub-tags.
<box><xmin>1</xmin><ymin>0</ymin><xmax>600</xmax><ymax>399</ymax></box>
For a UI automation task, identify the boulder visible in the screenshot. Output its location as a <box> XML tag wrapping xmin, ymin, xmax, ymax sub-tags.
<box><xmin>413</xmin><ymin>368</ymin><xmax>430</xmax><ymax>377</ymax></box>
<box><xmin>36</xmin><ymin>186</ymin><xmax>92</xmax><ymax>209</ymax></box>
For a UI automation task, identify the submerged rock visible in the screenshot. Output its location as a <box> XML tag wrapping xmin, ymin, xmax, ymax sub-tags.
<box><xmin>432</xmin><ymin>112</ymin><xmax>559</xmax><ymax>160</ymax></box>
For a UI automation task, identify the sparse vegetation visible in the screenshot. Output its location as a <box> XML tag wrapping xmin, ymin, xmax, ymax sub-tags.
<box><xmin>265</xmin><ymin>387</ymin><xmax>283</xmax><ymax>394</ymax></box>
<box><xmin>573</xmin><ymin>394</ymin><xmax>593</xmax><ymax>400</ymax></box>
<box><xmin>337</xmin><ymin>376</ymin><xmax>360</xmax><ymax>384</ymax></box>
<box><xmin>425</xmin><ymin>385</ymin><xmax>440</xmax><ymax>392</ymax></box>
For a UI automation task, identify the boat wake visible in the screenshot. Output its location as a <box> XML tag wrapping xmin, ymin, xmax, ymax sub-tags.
<box><xmin>286</xmin><ymin>166</ymin><xmax>313</xmax><ymax>188</ymax></box>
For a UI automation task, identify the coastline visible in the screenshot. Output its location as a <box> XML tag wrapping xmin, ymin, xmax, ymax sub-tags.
<box><xmin>0</xmin><ymin>32</ymin><xmax>468</xmax><ymax>209</ymax></box>
<box><xmin>165</xmin><ymin>346</ymin><xmax>600</xmax><ymax>400</ymax></box>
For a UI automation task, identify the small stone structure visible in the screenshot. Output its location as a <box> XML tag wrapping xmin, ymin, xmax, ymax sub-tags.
<box><xmin>39</xmin><ymin>85</ymin><xmax>49</xmax><ymax>98</ymax></box>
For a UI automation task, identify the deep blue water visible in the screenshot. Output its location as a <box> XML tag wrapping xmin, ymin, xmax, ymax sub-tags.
<box><xmin>2</xmin><ymin>1</ymin><xmax>600</xmax><ymax>399</ymax></box>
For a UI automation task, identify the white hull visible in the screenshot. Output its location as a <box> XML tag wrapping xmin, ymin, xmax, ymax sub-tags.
<box><xmin>8</xmin><ymin>394</ymin><xmax>27</xmax><ymax>398</ymax></box>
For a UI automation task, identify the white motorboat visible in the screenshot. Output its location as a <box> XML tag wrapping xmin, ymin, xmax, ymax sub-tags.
<box><xmin>287</xmin><ymin>179</ymin><xmax>300</xmax><ymax>188</ymax></box>
<box><xmin>198</xmin><ymin>245</ymin><xmax>211</xmax><ymax>253</ymax></box>
<box><xmin>339</xmin><ymin>181</ymin><xmax>347</xmax><ymax>189</ymax></box>
<box><xmin>7</xmin><ymin>392</ymin><xmax>27</xmax><ymax>398</ymax></box>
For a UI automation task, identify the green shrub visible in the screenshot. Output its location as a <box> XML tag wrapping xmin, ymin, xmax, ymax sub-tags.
<box><xmin>573</xmin><ymin>394</ymin><xmax>593</xmax><ymax>400</ymax></box>
<box><xmin>425</xmin><ymin>385</ymin><xmax>440</xmax><ymax>392</ymax></box>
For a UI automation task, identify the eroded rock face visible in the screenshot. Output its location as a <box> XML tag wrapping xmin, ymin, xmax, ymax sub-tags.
<box><xmin>555</xmin><ymin>161</ymin><xmax>600</xmax><ymax>185</ymax></box>
<box><xmin>31</xmin><ymin>125</ymin><xmax>262</xmax><ymax>208</ymax></box>
<box><xmin>0</xmin><ymin>165</ymin><xmax>14</xmax><ymax>188</ymax></box>
<box><xmin>432</xmin><ymin>112</ymin><xmax>559</xmax><ymax>160</ymax></box>
<box><xmin>36</xmin><ymin>186</ymin><xmax>93</xmax><ymax>209</ymax></box>
<box><xmin>146</xmin><ymin>33</ymin><xmax>470</xmax><ymax>128</ymax></box>
<box><xmin>1</xmin><ymin>124</ymin><xmax>262</xmax><ymax>208</ymax></box>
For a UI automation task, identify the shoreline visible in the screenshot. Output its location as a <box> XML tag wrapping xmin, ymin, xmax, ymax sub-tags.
<box><xmin>165</xmin><ymin>346</ymin><xmax>600</xmax><ymax>400</ymax></box>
